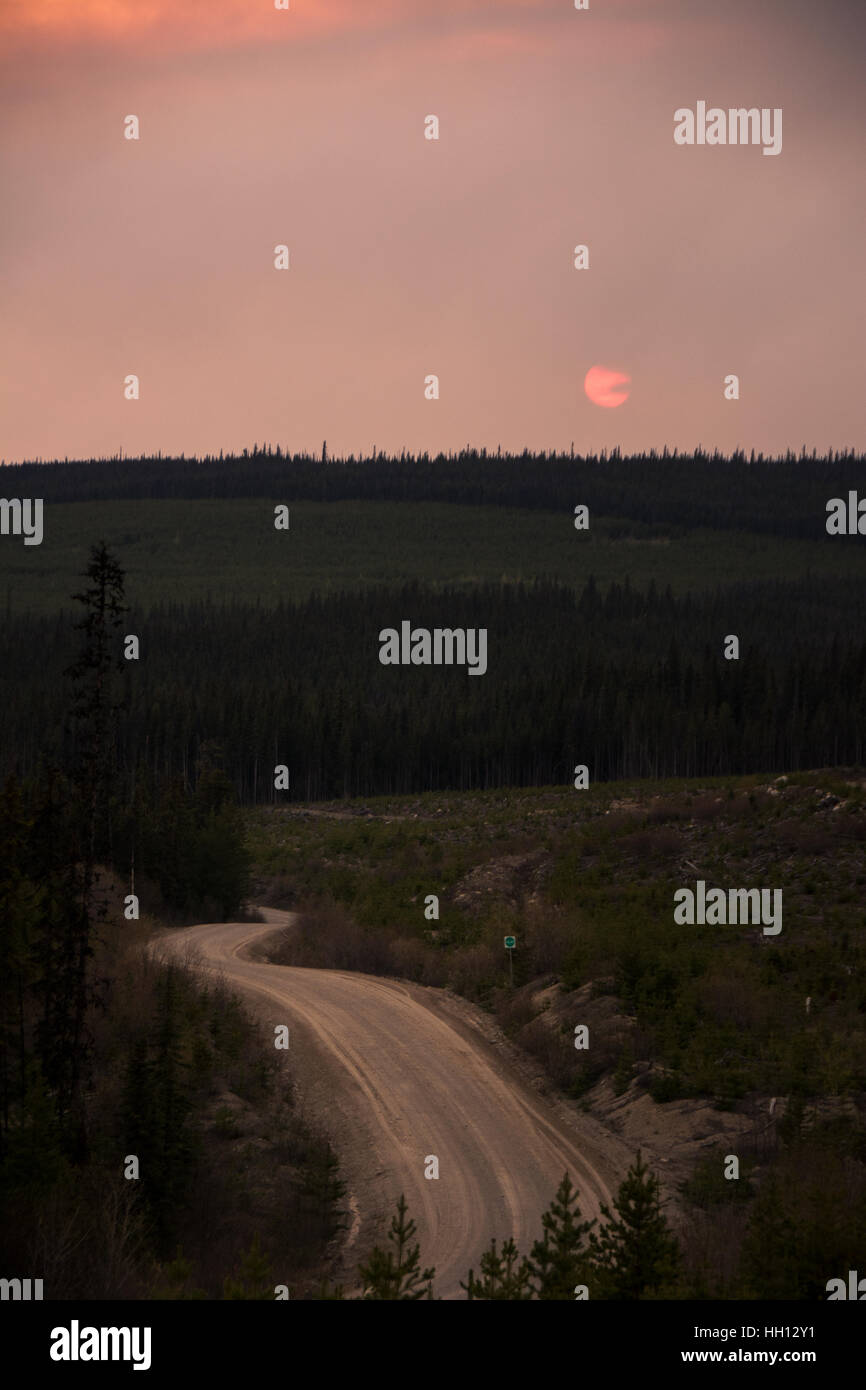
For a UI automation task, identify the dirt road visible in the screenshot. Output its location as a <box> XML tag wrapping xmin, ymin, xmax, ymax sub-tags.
<box><xmin>160</xmin><ymin>911</ymin><xmax>625</xmax><ymax>1298</ymax></box>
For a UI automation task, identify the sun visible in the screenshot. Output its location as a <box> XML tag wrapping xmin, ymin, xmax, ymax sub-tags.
<box><xmin>584</xmin><ymin>365</ymin><xmax>631</xmax><ymax>409</ymax></box>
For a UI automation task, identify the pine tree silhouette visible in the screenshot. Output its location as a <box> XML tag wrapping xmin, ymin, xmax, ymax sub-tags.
<box><xmin>462</xmin><ymin>1237</ymin><xmax>533</xmax><ymax>1300</ymax></box>
<box><xmin>358</xmin><ymin>1194</ymin><xmax>435</xmax><ymax>1299</ymax></box>
<box><xmin>589</xmin><ymin>1151</ymin><xmax>681</xmax><ymax>1298</ymax></box>
<box><xmin>527</xmin><ymin>1172</ymin><xmax>595</xmax><ymax>1299</ymax></box>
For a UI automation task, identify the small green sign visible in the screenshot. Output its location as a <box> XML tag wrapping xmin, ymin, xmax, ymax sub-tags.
<box><xmin>504</xmin><ymin>935</ymin><xmax>516</xmax><ymax>949</ymax></box>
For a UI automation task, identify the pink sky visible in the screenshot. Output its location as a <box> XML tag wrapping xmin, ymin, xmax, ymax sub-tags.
<box><xmin>1</xmin><ymin>0</ymin><xmax>864</xmax><ymax>462</ymax></box>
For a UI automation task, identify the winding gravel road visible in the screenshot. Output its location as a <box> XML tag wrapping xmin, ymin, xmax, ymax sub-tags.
<box><xmin>160</xmin><ymin>910</ymin><xmax>623</xmax><ymax>1298</ymax></box>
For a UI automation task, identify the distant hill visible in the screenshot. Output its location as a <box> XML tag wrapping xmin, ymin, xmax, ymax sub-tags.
<box><xmin>3</xmin><ymin>446</ymin><xmax>865</xmax><ymax>538</ymax></box>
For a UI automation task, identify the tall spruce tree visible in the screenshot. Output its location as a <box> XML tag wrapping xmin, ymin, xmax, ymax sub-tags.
<box><xmin>527</xmin><ymin>1171</ymin><xmax>595</xmax><ymax>1299</ymax></box>
<box><xmin>358</xmin><ymin>1194</ymin><xmax>435</xmax><ymax>1299</ymax></box>
<box><xmin>589</xmin><ymin>1151</ymin><xmax>681</xmax><ymax>1299</ymax></box>
<box><xmin>66</xmin><ymin>541</ymin><xmax>128</xmax><ymax>875</ymax></box>
<box><xmin>48</xmin><ymin>543</ymin><xmax>128</xmax><ymax>1138</ymax></box>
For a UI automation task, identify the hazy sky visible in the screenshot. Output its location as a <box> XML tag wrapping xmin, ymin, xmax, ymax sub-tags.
<box><xmin>2</xmin><ymin>0</ymin><xmax>864</xmax><ymax>462</ymax></box>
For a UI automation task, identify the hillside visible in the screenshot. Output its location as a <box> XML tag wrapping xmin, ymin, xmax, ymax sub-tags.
<box><xmin>249</xmin><ymin>769</ymin><xmax>866</xmax><ymax>1296</ymax></box>
<box><xmin>5</xmin><ymin>498</ymin><xmax>866</xmax><ymax>617</ymax></box>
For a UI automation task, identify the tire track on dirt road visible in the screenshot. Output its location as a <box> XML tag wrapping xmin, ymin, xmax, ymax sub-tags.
<box><xmin>159</xmin><ymin>911</ymin><xmax>627</xmax><ymax>1298</ymax></box>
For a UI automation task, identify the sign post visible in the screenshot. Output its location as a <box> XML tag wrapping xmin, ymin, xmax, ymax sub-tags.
<box><xmin>504</xmin><ymin>934</ymin><xmax>516</xmax><ymax>987</ymax></box>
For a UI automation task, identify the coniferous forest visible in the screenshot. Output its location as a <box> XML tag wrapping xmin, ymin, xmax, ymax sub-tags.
<box><xmin>2</xmin><ymin>449</ymin><xmax>866</xmax><ymax>810</ymax></box>
<box><xmin>2</xmin><ymin>451</ymin><xmax>865</xmax><ymax>1312</ymax></box>
<box><xmin>1</xmin><ymin>576</ymin><xmax>865</xmax><ymax>804</ymax></box>
<box><xmin>3</xmin><ymin>445</ymin><xmax>864</xmax><ymax>539</ymax></box>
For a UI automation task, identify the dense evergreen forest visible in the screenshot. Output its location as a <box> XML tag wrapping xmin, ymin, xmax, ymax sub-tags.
<box><xmin>1</xmin><ymin>575</ymin><xmax>864</xmax><ymax>803</ymax></box>
<box><xmin>3</xmin><ymin>450</ymin><xmax>864</xmax><ymax>804</ymax></box>
<box><xmin>3</xmin><ymin>446</ymin><xmax>865</xmax><ymax>538</ymax></box>
<box><xmin>0</xmin><ymin>545</ymin><xmax>341</xmax><ymax>1297</ymax></box>
<box><xmin>2</xmin><ymin>453</ymin><xmax>865</xmax><ymax>1301</ymax></box>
